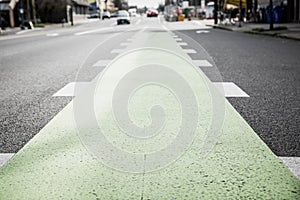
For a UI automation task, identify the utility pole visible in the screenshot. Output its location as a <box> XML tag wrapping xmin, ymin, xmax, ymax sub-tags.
<box><xmin>0</xmin><ymin>7</ymin><xmax>2</xmax><ymax>34</ymax></box>
<box><xmin>269</xmin><ymin>0</ymin><xmax>273</xmax><ymax>30</ymax></box>
<box><xmin>31</xmin><ymin>0</ymin><xmax>37</xmax><ymax>24</ymax></box>
<box><xmin>238</xmin><ymin>0</ymin><xmax>242</xmax><ymax>27</ymax></box>
<box><xmin>214</xmin><ymin>0</ymin><xmax>218</xmax><ymax>24</ymax></box>
<box><xmin>26</xmin><ymin>0</ymin><xmax>30</xmax><ymax>21</ymax></box>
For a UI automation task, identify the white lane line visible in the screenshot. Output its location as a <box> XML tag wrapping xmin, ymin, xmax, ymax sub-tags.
<box><xmin>192</xmin><ymin>60</ymin><xmax>213</xmax><ymax>67</ymax></box>
<box><xmin>46</xmin><ymin>33</ymin><xmax>59</xmax><ymax>37</ymax></box>
<box><xmin>213</xmin><ymin>82</ymin><xmax>250</xmax><ymax>97</ymax></box>
<box><xmin>93</xmin><ymin>59</ymin><xmax>112</xmax><ymax>67</ymax></box>
<box><xmin>172</xmin><ymin>35</ymin><xmax>178</xmax><ymax>38</ymax></box>
<box><xmin>120</xmin><ymin>43</ymin><xmax>130</xmax><ymax>46</ymax></box>
<box><xmin>279</xmin><ymin>157</ymin><xmax>300</xmax><ymax>180</ymax></box>
<box><xmin>183</xmin><ymin>49</ymin><xmax>197</xmax><ymax>54</ymax></box>
<box><xmin>0</xmin><ymin>153</ymin><xmax>14</xmax><ymax>168</ymax></box>
<box><xmin>111</xmin><ymin>49</ymin><xmax>126</xmax><ymax>54</ymax></box>
<box><xmin>196</xmin><ymin>30</ymin><xmax>210</xmax><ymax>34</ymax></box>
<box><xmin>178</xmin><ymin>42</ymin><xmax>188</xmax><ymax>46</ymax></box>
<box><xmin>175</xmin><ymin>38</ymin><xmax>182</xmax><ymax>41</ymax></box>
<box><xmin>75</xmin><ymin>27</ymin><xmax>113</xmax><ymax>36</ymax></box>
<box><xmin>53</xmin><ymin>82</ymin><xmax>90</xmax><ymax>97</ymax></box>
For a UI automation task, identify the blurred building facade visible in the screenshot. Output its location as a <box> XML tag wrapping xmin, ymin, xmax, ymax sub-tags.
<box><xmin>0</xmin><ymin>0</ymin><xmax>91</xmax><ymax>27</ymax></box>
<box><xmin>36</xmin><ymin>0</ymin><xmax>89</xmax><ymax>24</ymax></box>
<box><xmin>164</xmin><ymin>0</ymin><xmax>299</xmax><ymax>23</ymax></box>
<box><xmin>0</xmin><ymin>0</ymin><xmax>36</xmax><ymax>28</ymax></box>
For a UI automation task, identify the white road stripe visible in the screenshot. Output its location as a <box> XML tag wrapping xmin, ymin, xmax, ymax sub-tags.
<box><xmin>93</xmin><ymin>59</ymin><xmax>112</xmax><ymax>67</ymax></box>
<box><xmin>175</xmin><ymin>38</ymin><xmax>182</xmax><ymax>41</ymax></box>
<box><xmin>183</xmin><ymin>49</ymin><xmax>197</xmax><ymax>54</ymax></box>
<box><xmin>279</xmin><ymin>157</ymin><xmax>300</xmax><ymax>180</ymax></box>
<box><xmin>111</xmin><ymin>49</ymin><xmax>126</xmax><ymax>54</ymax></box>
<box><xmin>75</xmin><ymin>27</ymin><xmax>113</xmax><ymax>36</ymax></box>
<box><xmin>192</xmin><ymin>60</ymin><xmax>213</xmax><ymax>67</ymax></box>
<box><xmin>120</xmin><ymin>43</ymin><xmax>130</xmax><ymax>46</ymax></box>
<box><xmin>46</xmin><ymin>33</ymin><xmax>59</xmax><ymax>37</ymax></box>
<box><xmin>196</xmin><ymin>30</ymin><xmax>210</xmax><ymax>34</ymax></box>
<box><xmin>213</xmin><ymin>82</ymin><xmax>250</xmax><ymax>97</ymax></box>
<box><xmin>178</xmin><ymin>42</ymin><xmax>188</xmax><ymax>46</ymax></box>
<box><xmin>0</xmin><ymin>153</ymin><xmax>14</xmax><ymax>168</ymax></box>
<box><xmin>53</xmin><ymin>82</ymin><xmax>90</xmax><ymax>97</ymax></box>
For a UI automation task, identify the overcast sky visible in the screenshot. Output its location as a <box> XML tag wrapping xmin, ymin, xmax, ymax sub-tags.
<box><xmin>128</xmin><ymin>0</ymin><xmax>165</xmax><ymax>8</ymax></box>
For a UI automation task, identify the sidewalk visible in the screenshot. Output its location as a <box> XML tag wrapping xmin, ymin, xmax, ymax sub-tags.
<box><xmin>0</xmin><ymin>18</ymin><xmax>95</xmax><ymax>37</ymax></box>
<box><xmin>204</xmin><ymin>20</ymin><xmax>300</xmax><ymax>41</ymax></box>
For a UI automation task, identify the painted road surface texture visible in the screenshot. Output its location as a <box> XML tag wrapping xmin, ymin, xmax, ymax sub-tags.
<box><xmin>0</xmin><ymin>27</ymin><xmax>299</xmax><ymax>199</ymax></box>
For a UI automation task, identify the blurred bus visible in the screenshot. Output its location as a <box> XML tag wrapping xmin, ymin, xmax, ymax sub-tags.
<box><xmin>206</xmin><ymin>2</ymin><xmax>214</xmax><ymax>19</ymax></box>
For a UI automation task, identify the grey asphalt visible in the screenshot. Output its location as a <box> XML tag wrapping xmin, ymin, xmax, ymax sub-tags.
<box><xmin>1</xmin><ymin>16</ymin><xmax>299</xmax><ymax>160</ymax></box>
<box><xmin>0</xmin><ymin>18</ymin><xmax>141</xmax><ymax>153</ymax></box>
<box><xmin>178</xmin><ymin>28</ymin><xmax>300</xmax><ymax>157</ymax></box>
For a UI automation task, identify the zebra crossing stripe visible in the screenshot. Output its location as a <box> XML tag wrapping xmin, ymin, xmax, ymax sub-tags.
<box><xmin>213</xmin><ymin>82</ymin><xmax>250</xmax><ymax>97</ymax></box>
<box><xmin>279</xmin><ymin>157</ymin><xmax>300</xmax><ymax>180</ymax></box>
<box><xmin>52</xmin><ymin>82</ymin><xmax>90</xmax><ymax>97</ymax></box>
<box><xmin>192</xmin><ymin>60</ymin><xmax>213</xmax><ymax>67</ymax></box>
<box><xmin>0</xmin><ymin>153</ymin><xmax>14</xmax><ymax>168</ymax></box>
<box><xmin>183</xmin><ymin>49</ymin><xmax>197</xmax><ymax>54</ymax></box>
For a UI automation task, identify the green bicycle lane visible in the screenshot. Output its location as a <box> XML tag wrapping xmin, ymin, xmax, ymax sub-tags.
<box><xmin>0</xmin><ymin>28</ymin><xmax>299</xmax><ymax>199</ymax></box>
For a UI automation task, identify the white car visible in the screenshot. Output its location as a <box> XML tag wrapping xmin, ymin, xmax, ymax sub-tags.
<box><xmin>102</xmin><ymin>10</ymin><xmax>111</xmax><ymax>20</ymax></box>
<box><xmin>117</xmin><ymin>10</ymin><xmax>130</xmax><ymax>25</ymax></box>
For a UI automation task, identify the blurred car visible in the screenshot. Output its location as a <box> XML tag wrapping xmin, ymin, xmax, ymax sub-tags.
<box><xmin>88</xmin><ymin>12</ymin><xmax>100</xmax><ymax>18</ymax></box>
<box><xmin>128</xmin><ymin>8</ymin><xmax>137</xmax><ymax>17</ymax></box>
<box><xmin>117</xmin><ymin>10</ymin><xmax>130</xmax><ymax>25</ymax></box>
<box><xmin>110</xmin><ymin>12</ymin><xmax>118</xmax><ymax>18</ymax></box>
<box><xmin>102</xmin><ymin>10</ymin><xmax>111</xmax><ymax>20</ymax></box>
<box><xmin>146</xmin><ymin>9</ymin><xmax>158</xmax><ymax>17</ymax></box>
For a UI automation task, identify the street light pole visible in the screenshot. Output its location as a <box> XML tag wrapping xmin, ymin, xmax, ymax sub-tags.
<box><xmin>20</xmin><ymin>0</ymin><xmax>25</xmax><ymax>29</ymax></box>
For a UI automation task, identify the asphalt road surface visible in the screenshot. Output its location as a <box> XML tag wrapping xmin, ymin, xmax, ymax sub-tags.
<box><xmin>0</xmin><ymin>15</ymin><xmax>299</xmax><ymax>198</ymax></box>
<box><xmin>1</xmin><ymin>17</ymin><xmax>298</xmax><ymax>157</ymax></box>
<box><xmin>177</xmin><ymin>28</ymin><xmax>300</xmax><ymax>157</ymax></box>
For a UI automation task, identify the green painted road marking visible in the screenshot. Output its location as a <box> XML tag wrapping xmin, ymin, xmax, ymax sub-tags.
<box><xmin>0</xmin><ymin>30</ymin><xmax>299</xmax><ymax>199</ymax></box>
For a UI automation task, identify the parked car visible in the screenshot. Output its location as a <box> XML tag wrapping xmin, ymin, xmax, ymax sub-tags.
<box><xmin>110</xmin><ymin>12</ymin><xmax>118</xmax><ymax>18</ymax></box>
<box><xmin>146</xmin><ymin>9</ymin><xmax>158</xmax><ymax>17</ymax></box>
<box><xmin>102</xmin><ymin>10</ymin><xmax>111</xmax><ymax>20</ymax></box>
<box><xmin>89</xmin><ymin>12</ymin><xmax>100</xmax><ymax>19</ymax></box>
<box><xmin>117</xmin><ymin>10</ymin><xmax>130</xmax><ymax>25</ymax></box>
